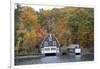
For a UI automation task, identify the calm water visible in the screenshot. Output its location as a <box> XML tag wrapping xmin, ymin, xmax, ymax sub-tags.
<box><xmin>15</xmin><ymin>54</ymin><xmax>94</xmax><ymax>65</ymax></box>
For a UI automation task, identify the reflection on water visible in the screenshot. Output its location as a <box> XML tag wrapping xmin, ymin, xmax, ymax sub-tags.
<box><xmin>40</xmin><ymin>56</ymin><xmax>61</xmax><ymax>63</ymax></box>
<box><xmin>75</xmin><ymin>55</ymin><xmax>81</xmax><ymax>61</ymax></box>
<box><xmin>15</xmin><ymin>54</ymin><xmax>94</xmax><ymax>65</ymax></box>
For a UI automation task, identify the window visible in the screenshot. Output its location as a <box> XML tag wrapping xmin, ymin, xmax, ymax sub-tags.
<box><xmin>45</xmin><ymin>48</ymin><xmax>50</xmax><ymax>51</ymax></box>
<box><xmin>51</xmin><ymin>48</ymin><xmax>56</xmax><ymax>50</ymax></box>
<box><xmin>49</xmin><ymin>36</ymin><xmax>52</xmax><ymax>41</ymax></box>
<box><xmin>44</xmin><ymin>41</ymin><xmax>48</xmax><ymax>46</ymax></box>
<box><xmin>53</xmin><ymin>41</ymin><xmax>56</xmax><ymax>46</ymax></box>
<box><xmin>49</xmin><ymin>34</ymin><xmax>52</xmax><ymax>41</ymax></box>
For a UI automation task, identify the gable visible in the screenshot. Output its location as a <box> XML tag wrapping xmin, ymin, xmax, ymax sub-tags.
<box><xmin>41</xmin><ymin>33</ymin><xmax>60</xmax><ymax>47</ymax></box>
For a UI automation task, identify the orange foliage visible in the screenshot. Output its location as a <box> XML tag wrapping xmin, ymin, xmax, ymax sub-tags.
<box><xmin>36</xmin><ymin>26</ymin><xmax>47</xmax><ymax>37</ymax></box>
<box><xmin>59</xmin><ymin>19</ymin><xmax>65</xmax><ymax>29</ymax></box>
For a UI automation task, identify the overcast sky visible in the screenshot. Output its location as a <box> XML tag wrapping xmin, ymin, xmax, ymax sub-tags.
<box><xmin>15</xmin><ymin>3</ymin><xmax>65</xmax><ymax>11</ymax></box>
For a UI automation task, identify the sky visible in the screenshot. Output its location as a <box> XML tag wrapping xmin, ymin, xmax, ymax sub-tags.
<box><xmin>15</xmin><ymin>3</ymin><xmax>65</xmax><ymax>11</ymax></box>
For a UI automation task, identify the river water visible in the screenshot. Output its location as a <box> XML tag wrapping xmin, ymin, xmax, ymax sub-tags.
<box><xmin>15</xmin><ymin>54</ymin><xmax>94</xmax><ymax>65</ymax></box>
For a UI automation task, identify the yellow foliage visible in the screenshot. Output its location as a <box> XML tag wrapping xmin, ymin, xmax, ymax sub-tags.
<box><xmin>19</xmin><ymin>7</ymin><xmax>38</xmax><ymax>29</ymax></box>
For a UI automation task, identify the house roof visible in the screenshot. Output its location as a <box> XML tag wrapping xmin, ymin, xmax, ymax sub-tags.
<box><xmin>41</xmin><ymin>33</ymin><xmax>60</xmax><ymax>47</ymax></box>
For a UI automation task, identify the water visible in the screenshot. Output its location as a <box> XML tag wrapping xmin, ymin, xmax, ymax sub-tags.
<box><xmin>15</xmin><ymin>54</ymin><xmax>94</xmax><ymax>65</ymax></box>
